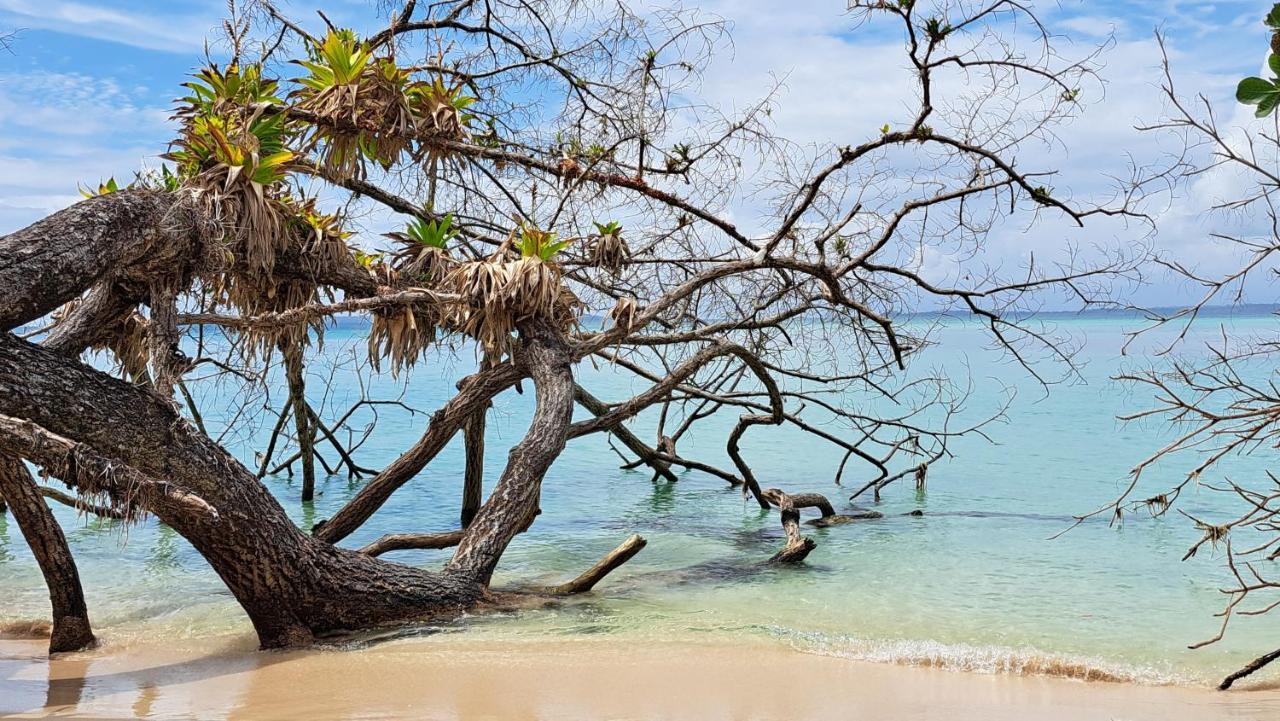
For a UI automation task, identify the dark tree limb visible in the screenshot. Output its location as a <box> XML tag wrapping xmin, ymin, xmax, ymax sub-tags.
<box><xmin>0</xmin><ymin>456</ymin><xmax>95</xmax><ymax>652</ymax></box>
<box><xmin>0</xmin><ymin>415</ymin><xmax>218</xmax><ymax>521</ymax></box>
<box><xmin>314</xmin><ymin>361</ymin><xmax>523</xmax><ymax>543</ymax></box>
<box><xmin>257</xmin><ymin>403</ymin><xmax>293</xmax><ymax>478</ymax></box>
<box><xmin>306</xmin><ymin>405</ymin><xmax>372</xmax><ymax>479</ymax></box>
<box><xmin>574</xmin><ymin>385</ymin><xmax>677</xmax><ymax>482</ymax></box>
<box><xmin>1219</xmin><ymin>647</ymin><xmax>1280</xmax><ymax>690</ymax></box>
<box><xmin>38</xmin><ymin>486</ymin><xmax>127</xmax><ymax>520</ymax></box>
<box><xmin>280</xmin><ymin>342</ymin><xmax>316</xmax><ymax>502</ymax></box>
<box><xmin>41</xmin><ymin>282</ymin><xmax>141</xmax><ymax>355</ymax></box>
<box><xmin>0</xmin><ymin>191</ymin><xmax>193</xmax><ymax>331</ymax></box>
<box><xmin>461</xmin><ymin>404</ymin><xmax>487</xmax><ymax>527</ymax></box>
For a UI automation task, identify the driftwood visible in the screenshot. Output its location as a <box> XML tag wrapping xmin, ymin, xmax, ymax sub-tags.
<box><xmin>761</xmin><ymin>489</ymin><xmax>816</xmax><ymax>564</ymax></box>
<box><xmin>538</xmin><ymin>534</ymin><xmax>648</xmax><ymax>595</ymax></box>
<box><xmin>1219</xmin><ymin>647</ymin><xmax>1280</xmax><ymax>690</ymax></box>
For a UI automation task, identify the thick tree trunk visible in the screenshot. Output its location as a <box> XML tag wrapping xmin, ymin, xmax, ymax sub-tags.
<box><xmin>0</xmin><ymin>192</ymin><xmax>590</xmax><ymax>649</ymax></box>
<box><xmin>281</xmin><ymin>343</ymin><xmax>317</xmax><ymax>502</ymax></box>
<box><xmin>0</xmin><ymin>333</ymin><xmax>484</xmax><ymax>648</ymax></box>
<box><xmin>0</xmin><ymin>456</ymin><xmax>95</xmax><ymax>652</ymax></box>
<box><xmin>0</xmin><ymin>191</ymin><xmax>192</xmax><ymax>332</ymax></box>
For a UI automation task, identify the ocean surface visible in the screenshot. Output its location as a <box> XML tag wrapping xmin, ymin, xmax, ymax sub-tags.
<box><xmin>3</xmin><ymin>309</ymin><xmax>1279</xmax><ymax>686</ymax></box>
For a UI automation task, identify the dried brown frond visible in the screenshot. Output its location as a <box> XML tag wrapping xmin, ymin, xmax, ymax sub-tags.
<box><xmin>368</xmin><ymin>305</ymin><xmax>438</xmax><ymax>375</ymax></box>
<box><xmin>608</xmin><ymin>296</ymin><xmax>637</xmax><ymax>333</ymax></box>
<box><xmin>92</xmin><ymin>310</ymin><xmax>151</xmax><ymax>382</ymax></box>
<box><xmin>590</xmin><ymin>231</ymin><xmax>630</xmax><ymax>275</ymax></box>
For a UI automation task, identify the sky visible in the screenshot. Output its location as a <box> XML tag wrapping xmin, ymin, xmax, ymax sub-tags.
<box><xmin>0</xmin><ymin>0</ymin><xmax>1273</xmax><ymax>306</ymax></box>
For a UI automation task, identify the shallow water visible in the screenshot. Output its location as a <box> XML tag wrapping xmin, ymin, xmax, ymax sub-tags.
<box><xmin>3</xmin><ymin>310</ymin><xmax>1279</xmax><ymax>686</ymax></box>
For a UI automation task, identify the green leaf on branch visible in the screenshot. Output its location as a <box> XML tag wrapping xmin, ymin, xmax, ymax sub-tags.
<box><xmin>1266</xmin><ymin>4</ymin><xmax>1280</xmax><ymax>30</ymax></box>
<box><xmin>1237</xmin><ymin>77</ymin><xmax>1280</xmax><ymax>117</ymax></box>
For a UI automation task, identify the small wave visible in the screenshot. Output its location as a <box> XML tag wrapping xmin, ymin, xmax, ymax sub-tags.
<box><xmin>772</xmin><ymin>629</ymin><xmax>1191</xmax><ymax>686</ymax></box>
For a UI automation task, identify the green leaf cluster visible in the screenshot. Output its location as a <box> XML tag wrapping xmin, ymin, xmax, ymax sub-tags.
<box><xmin>593</xmin><ymin>221</ymin><xmax>623</xmax><ymax>236</ymax></box>
<box><xmin>515</xmin><ymin>227</ymin><xmax>571</xmax><ymax>261</ymax></box>
<box><xmin>404</xmin><ymin>214</ymin><xmax>457</xmax><ymax>249</ymax></box>
<box><xmin>1237</xmin><ymin>4</ymin><xmax>1280</xmax><ymax>117</ymax></box>
<box><xmin>79</xmin><ymin>177</ymin><xmax>120</xmax><ymax>198</ymax></box>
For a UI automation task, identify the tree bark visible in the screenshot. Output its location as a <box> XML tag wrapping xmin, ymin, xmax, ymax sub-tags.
<box><xmin>280</xmin><ymin>343</ymin><xmax>316</xmax><ymax>502</ymax></box>
<box><xmin>448</xmin><ymin>320</ymin><xmax>575</xmax><ymax>584</ymax></box>
<box><xmin>0</xmin><ymin>456</ymin><xmax>95</xmax><ymax>652</ymax></box>
<box><xmin>0</xmin><ymin>191</ymin><xmax>191</xmax><ymax>331</ymax></box>
<box><xmin>0</xmin><ymin>332</ymin><xmax>484</xmax><ymax>648</ymax></box>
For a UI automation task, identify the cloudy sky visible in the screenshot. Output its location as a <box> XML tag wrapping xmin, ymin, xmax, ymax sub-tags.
<box><xmin>0</xmin><ymin>0</ymin><xmax>1271</xmax><ymax>306</ymax></box>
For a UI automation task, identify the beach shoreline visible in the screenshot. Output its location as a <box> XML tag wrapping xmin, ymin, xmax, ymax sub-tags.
<box><xmin>3</xmin><ymin>633</ymin><xmax>1279</xmax><ymax>720</ymax></box>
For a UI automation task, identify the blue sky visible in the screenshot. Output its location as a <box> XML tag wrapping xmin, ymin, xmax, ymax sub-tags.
<box><xmin>0</xmin><ymin>1</ymin><xmax>1272</xmax><ymax>304</ymax></box>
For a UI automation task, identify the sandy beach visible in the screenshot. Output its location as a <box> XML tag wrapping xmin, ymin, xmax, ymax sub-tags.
<box><xmin>3</xmin><ymin>634</ymin><xmax>1279</xmax><ymax>720</ymax></box>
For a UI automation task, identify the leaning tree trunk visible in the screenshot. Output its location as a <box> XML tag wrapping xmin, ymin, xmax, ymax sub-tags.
<box><xmin>0</xmin><ymin>333</ymin><xmax>486</xmax><ymax>647</ymax></box>
<box><xmin>0</xmin><ymin>192</ymin><xmax>589</xmax><ymax>648</ymax></box>
<box><xmin>0</xmin><ymin>456</ymin><xmax>95</xmax><ymax>652</ymax></box>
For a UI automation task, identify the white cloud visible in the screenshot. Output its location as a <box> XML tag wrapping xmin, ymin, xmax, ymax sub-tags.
<box><xmin>1061</xmin><ymin>15</ymin><xmax>1128</xmax><ymax>39</ymax></box>
<box><xmin>0</xmin><ymin>0</ymin><xmax>216</xmax><ymax>53</ymax></box>
<box><xmin>0</xmin><ymin>70</ymin><xmax>171</xmax><ymax>232</ymax></box>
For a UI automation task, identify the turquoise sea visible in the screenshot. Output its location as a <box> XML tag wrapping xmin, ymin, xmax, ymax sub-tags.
<box><xmin>3</xmin><ymin>309</ymin><xmax>1279</xmax><ymax>686</ymax></box>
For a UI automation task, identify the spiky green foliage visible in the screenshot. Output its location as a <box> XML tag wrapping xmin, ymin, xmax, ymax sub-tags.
<box><xmin>593</xmin><ymin>221</ymin><xmax>623</xmax><ymax>236</ymax></box>
<box><xmin>405</xmin><ymin>214</ymin><xmax>456</xmax><ymax>249</ymax></box>
<box><xmin>515</xmin><ymin>226</ymin><xmax>571</xmax><ymax>262</ymax></box>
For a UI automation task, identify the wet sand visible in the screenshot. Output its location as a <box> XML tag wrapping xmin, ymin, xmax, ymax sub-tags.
<box><xmin>3</xmin><ymin>634</ymin><xmax>1279</xmax><ymax>720</ymax></box>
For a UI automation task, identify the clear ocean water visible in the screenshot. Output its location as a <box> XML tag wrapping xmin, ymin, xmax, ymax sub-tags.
<box><xmin>3</xmin><ymin>310</ymin><xmax>1278</xmax><ymax>686</ymax></box>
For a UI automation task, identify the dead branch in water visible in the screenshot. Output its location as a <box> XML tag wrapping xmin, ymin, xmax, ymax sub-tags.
<box><xmin>762</xmin><ymin>489</ymin><xmax>816</xmax><ymax>564</ymax></box>
<box><xmin>1220</xmin><ymin>647</ymin><xmax>1280</xmax><ymax>690</ymax></box>
<box><xmin>538</xmin><ymin>534</ymin><xmax>648</xmax><ymax>595</ymax></box>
